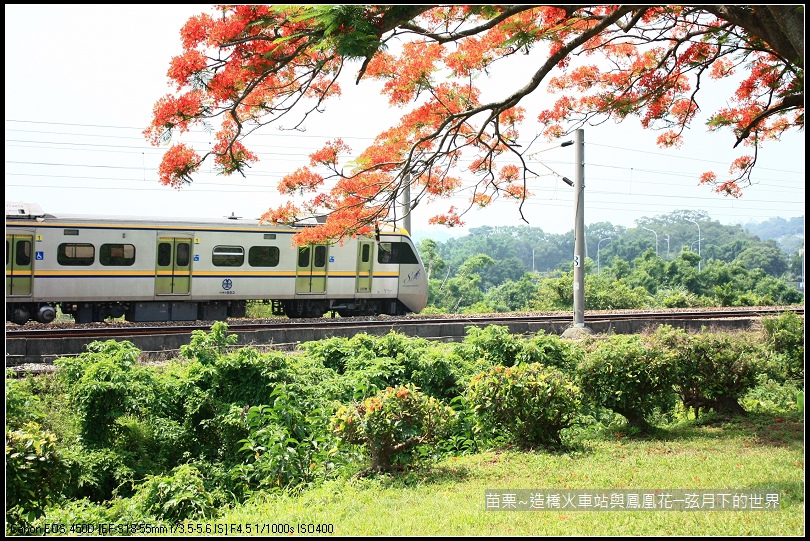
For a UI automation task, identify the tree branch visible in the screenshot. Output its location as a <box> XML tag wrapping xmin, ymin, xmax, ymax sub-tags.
<box><xmin>734</xmin><ymin>93</ymin><xmax>805</xmax><ymax>147</ymax></box>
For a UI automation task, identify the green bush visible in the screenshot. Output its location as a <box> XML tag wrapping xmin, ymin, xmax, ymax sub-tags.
<box><xmin>455</xmin><ymin>325</ymin><xmax>526</xmax><ymax>368</ymax></box>
<box><xmin>332</xmin><ymin>384</ymin><xmax>455</xmax><ymax>474</ymax></box>
<box><xmin>28</xmin><ymin>497</ymin><xmax>144</xmax><ymax>532</ymax></box>
<box><xmin>586</xmin><ymin>278</ymin><xmax>649</xmax><ymax>310</ymax></box>
<box><xmin>180</xmin><ymin>321</ymin><xmax>238</xmax><ymax>365</ymax></box>
<box><xmin>761</xmin><ymin>311</ymin><xmax>804</xmax><ymax>385</ymax></box>
<box><xmin>131</xmin><ymin>464</ymin><xmax>216</xmax><ymax>522</ymax></box>
<box><xmin>299</xmin><ymin>335</ymin><xmax>356</xmax><ymax>373</ymax></box>
<box><xmin>233</xmin><ymin>384</ymin><xmax>335</xmax><ymax>493</ymax></box>
<box><xmin>55</xmin><ymin>340</ymin><xmax>155</xmax><ymax>446</ymax></box>
<box><xmin>173</xmin><ymin>339</ymin><xmax>302</xmax><ymax>464</ymax></box>
<box><xmin>56</xmin><ymin>339</ymin><xmax>141</xmax><ymax>385</ymax></box>
<box><xmin>344</xmin><ymin>354</ymin><xmax>407</xmax><ymax>392</ymax></box>
<box><xmin>465</xmin><ymin>363</ymin><xmax>582</xmax><ymax>447</ymax></box>
<box><xmin>309</xmin><ymin>331</ymin><xmax>455</xmax><ymax>401</ymax></box>
<box><xmin>522</xmin><ymin>331</ymin><xmax>585</xmax><ymax>374</ymax></box>
<box><xmin>578</xmin><ymin>335</ymin><xmax>676</xmax><ymax>431</ymax></box>
<box><xmin>651</xmin><ymin>326</ymin><xmax>764</xmax><ymax>417</ymax></box>
<box><xmin>6</xmin><ymin>422</ymin><xmax>66</xmax><ymax>530</ymax></box>
<box><xmin>438</xmin><ymin>396</ymin><xmax>482</xmax><ymax>455</ymax></box>
<box><xmin>743</xmin><ymin>375</ymin><xmax>804</xmax><ymax>414</ymax></box>
<box><xmin>59</xmin><ymin>444</ymin><xmax>137</xmax><ymax>502</ymax></box>
<box><xmin>406</xmin><ymin>343</ymin><xmax>459</xmax><ymax>401</ymax></box>
<box><xmin>211</xmin><ymin>347</ymin><xmax>292</xmax><ymax>405</ymax></box>
<box><xmin>653</xmin><ymin>286</ymin><xmax>704</xmax><ymax>308</ymax></box>
<box><xmin>6</xmin><ymin>370</ymin><xmax>47</xmax><ymax>429</ymax></box>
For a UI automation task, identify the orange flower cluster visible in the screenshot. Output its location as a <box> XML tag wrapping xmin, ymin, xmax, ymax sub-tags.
<box><xmin>157</xmin><ymin>144</ymin><xmax>201</xmax><ymax>188</ymax></box>
<box><xmin>146</xmin><ymin>5</ymin><xmax>801</xmax><ymax>243</ymax></box>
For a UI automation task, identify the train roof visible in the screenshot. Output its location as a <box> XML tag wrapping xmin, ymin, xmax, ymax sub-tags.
<box><xmin>5</xmin><ymin>201</ymin><xmax>409</xmax><ymax>235</ymax></box>
<box><xmin>6</xmin><ymin>201</ymin><xmax>46</xmax><ymax>219</ymax></box>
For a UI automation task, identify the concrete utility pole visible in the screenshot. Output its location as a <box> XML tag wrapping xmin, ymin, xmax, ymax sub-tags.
<box><xmin>686</xmin><ymin>218</ymin><xmax>701</xmax><ymax>271</ymax></box>
<box><xmin>402</xmin><ymin>174</ymin><xmax>411</xmax><ymax>234</ymax></box>
<box><xmin>641</xmin><ymin>226</ymin><xmax>658</xmax><ymax>256</ymax></box>
<box><xmin>572</xmin><ymin>129</ymin><xmax>586</xmax><ymax>328</ymax></box>
<box><xmin>597</xmin><ymin>237</ymin><xmax>611</xmax><ymax>276</ymax></box>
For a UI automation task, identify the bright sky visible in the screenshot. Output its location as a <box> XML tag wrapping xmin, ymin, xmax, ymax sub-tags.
<box><xmin>5</xmin><ymin>4</ymin><xmax>805</xmax><ymax>238</ymax></box>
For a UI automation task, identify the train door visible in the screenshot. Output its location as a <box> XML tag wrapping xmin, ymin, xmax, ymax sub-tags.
<box><xmin>6</xmin><ymin>234</ymin><xmax>33</xmax><ymax>296</ymax></box>
<box><xmin>155</xmin><ymin>237</ymin><xmax>192</xmax><ymax>295</ymax></box>
<box><xmin>356</xmin><ymin>240</ymin><xmax>374</xmax><ymax>293</ymax></box>
<box><xmin>295</xmin><ymin>244</ymin><xmax>328</xmax><ymax>293</ymax></box>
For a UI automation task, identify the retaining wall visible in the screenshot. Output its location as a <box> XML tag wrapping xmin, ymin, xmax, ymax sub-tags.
<box><xmin>6</xmin><ymin>317</ymin><xmax>758</xmax><ymax>367</ymax></box>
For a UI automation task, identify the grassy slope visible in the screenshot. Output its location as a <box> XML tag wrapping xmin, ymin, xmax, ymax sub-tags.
<box><xmin>218</xmin><ymin>412</ymin><xmax>804</xmax><ymax>536</ymax></box>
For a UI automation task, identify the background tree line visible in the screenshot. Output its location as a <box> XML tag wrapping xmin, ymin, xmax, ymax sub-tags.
<box><xmin>415</xmin><ymin>210</ymin><xmax>804</xmax><ymax>313</ymax></box>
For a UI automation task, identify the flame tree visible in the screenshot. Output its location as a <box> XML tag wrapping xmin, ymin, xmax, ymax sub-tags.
<box><xmin>145</xmin><ymin>5</ymin><xmax>804</xmax><ymax>244</ymax></box>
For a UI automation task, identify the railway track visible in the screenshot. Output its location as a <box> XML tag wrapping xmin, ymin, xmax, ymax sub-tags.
<box><xmin>6</xmin><ymin>306</ymin><xmax>803</xmax><ymax>370</ymax></box>
<box><xmin>6</xmin><ymin>305</ymin><xmax>802</xmax><ymax>339</ymax></box>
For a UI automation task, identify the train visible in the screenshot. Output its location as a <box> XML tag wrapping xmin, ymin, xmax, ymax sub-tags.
<box><xmin>5</xmin><ymin>202</ymin><xmax>428</xmax><ymax>325</ymax></box>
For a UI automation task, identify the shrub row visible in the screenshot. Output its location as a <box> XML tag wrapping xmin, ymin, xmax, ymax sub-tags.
<box><xmin>6</xmin><ymin>312</ymin><xmax>803</xmax><ymax>531</ymax></box>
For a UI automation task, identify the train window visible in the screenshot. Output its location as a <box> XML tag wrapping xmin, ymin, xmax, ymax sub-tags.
<box><xmin>248</xmin><ymin>246</ymin><xmax>280</xmax><ymax>267</ymax></box>
<box><xmin>15</xmin><ymin>240</ymin><xmax>31</xmax><ymax>266</ymax></box>
<box><xmin>298</xmin><ymin>247</ymin><xmax>310</xmax><ymax>267</ymax></box>
<box><xmin>57</xmin><ymin>243</ymin><xmax>95</xmax><ymax>266</ymax></box>
<box><xmin>378</xmin><ymin>243</ymin><xmax>392</xmax><ymax>263</ymax></box>
<box><xmin>157</xmin><ymin>242</ymin><xmax>172</xmax><ymax>266</ymax></box>
<box><xmin>213</xmin><ymin>245</ymin><xmax>244</xmax><ymax>267</ymax></box>
<box><xmin>377</xmin><ymin>242</ymin><xmax>419</xmax><ymax>264</ymax></box>
<box><xmin>361</xmin><ymin>244</ymin><xmax>370</xmax><ymax>263</ymax></box>
<box><xmin>313</xmin><ymin>245</ymin><xmax>327</xmax><ymax>268</ymax></box>
<box><xmin>176</xmin><ymin>243</ymin><xmax>190</xmax><ymax>267</ymax></box>
<box><xmin>100</xmin><ymin>243</ymin><xmax>135</xmax><ymax>266</ymax></box>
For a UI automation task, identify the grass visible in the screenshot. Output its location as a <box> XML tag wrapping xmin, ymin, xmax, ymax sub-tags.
<box><xmin>214</xmin><ymin>411</ymin><xmax>804</xmax><ymax>536</ymax></box>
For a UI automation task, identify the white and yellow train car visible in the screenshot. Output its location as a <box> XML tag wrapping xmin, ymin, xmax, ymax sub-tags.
<box><xmin>6</xmin><ymin>202</ymin><xmax>428</xmax><ymax>324</ymax></box>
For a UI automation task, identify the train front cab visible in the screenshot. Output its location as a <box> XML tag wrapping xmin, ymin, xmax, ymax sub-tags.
<box><xmin>374</xmin><ymin>234</ymin><xmax>428</xmax><ymax>315</ymax></box>
<box><xmin>331</xmin><ymin>234</ymin><xmax>427</xmax><ymax>317</ymax></box>
<box><xmin>282</xmin><ymin>235</ymin><xmax>425</xmax><ymax>318</ymax></box>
